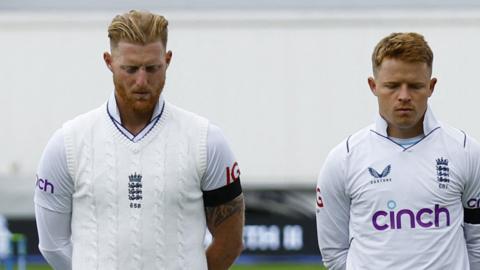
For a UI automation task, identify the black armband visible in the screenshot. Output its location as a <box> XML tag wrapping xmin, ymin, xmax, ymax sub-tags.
<box><xmin>464</xmin><ymin>207</ymin><xmax>480</xmax><ymax>224</ymax></box>
<box><xmin>203</xmin><ymin>179</ymin><xmax>242</xmax><ymax>207</ymax></box>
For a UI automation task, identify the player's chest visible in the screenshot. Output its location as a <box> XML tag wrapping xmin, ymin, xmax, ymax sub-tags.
<box><xmin>75</xmin><ymin>138</ymin><xmax>202</xmax><ymax>209</ymax></box>
<box><xmin>346</xmin><ymin>148</ymin><xmax>464</xmax><ymax>205</ymax></box>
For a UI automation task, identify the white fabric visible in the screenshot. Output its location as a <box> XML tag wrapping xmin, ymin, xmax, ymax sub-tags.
<box><xmin>64</xmin><ymin>101</ymin><xmax>208</xmax><ymax>269</ymax></box>
<box><xmin>35</xmin><ymin>128</ymin><xmax>74</xmax><ymax>213</ymax></box>
<box><xmin>34</xmin><ymin>96</ymin><xmax>239</xmax><ymax>270</ymax></box>
<box><xmin>0</xmin><ymin>215</ymin><xmax>11</xmax><ymax>259</ymax></box>
<box><xmin>34</xmin><ymin>95</ymin><xmax>236</xmax><ymax>213</ymax></box>
<box><xmin>201</xmin><ymin>123</ymin><xmax>237</xmax><ymax>191</ymax></box>
<box><xmin>389</xmin><ymin>134</ymin><xmax>423</xmax><ymax>147</ymax></box>
<box><xmin>106</xmin><ymin>93</ymin><xmax>164</xmax><ymax>143</ymax></box>
<box><xmin>35</xmin><ymin>205</ymin><xmax>72</xmax><ymax>270</ymax></box>
<box><xmin>316</xmin><ymin>107</ymin><xmax>480</xmax><ymax>270</ymax></box>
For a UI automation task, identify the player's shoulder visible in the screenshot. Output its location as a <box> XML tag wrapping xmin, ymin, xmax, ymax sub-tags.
<box><xmin>62</xmin><ymin>103</ymin><xmax>106</xmax><ymax>131</ymax></box>
<box><xmin>443</xmin><ymin>123</ymin><xmax>480</xmax><ymax>155</ymax></box>
<box><xmin>207</xmin><ymin>123</ymin><xmax>227</xmax><ymax>145</ymax></box>
<box><xmin>325</xmin><ymin>125</ymin><xmax>372</xmax><ymax>163</ymax></box>
<box><xmin>438</xmin><ymin>121</ymin><xmax>469</xmax><ymax>150</ymax></box>
<box><xmin>164</xmin><ymin>101</ymin><xmax>209</xmax><ymax>126</ymax></box>
<box><xmin>341</xmin><ymin>125</ymin><xmax>372</xmax><ymax>155</ymax></box>
<box><xmin>205</xmin><ymin>123</ymin><xmax>234</xmax><ymax>162</ymax></box>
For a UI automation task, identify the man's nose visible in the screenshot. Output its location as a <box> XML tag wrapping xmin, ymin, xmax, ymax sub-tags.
<box><xmin>398</xmin><ymin>85</ymin><xmax>411</xmax><ymax>102</ymax></box>
<box><xmin>135</xmin><ymin>68</ymin><xmax>148</xmax><ymax>86</ymax></box>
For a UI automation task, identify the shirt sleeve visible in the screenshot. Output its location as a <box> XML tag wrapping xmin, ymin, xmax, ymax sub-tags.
<box><xmin>462</xmin><ymin>136</ymin><xmax>480</xmax><ymax>269</ymax></box>
<box><xmin>35</xmin><ymin>204</ymin><xmax>72</xmax><ymax>270</ymax></box>
<box><xmin>34</xmin><ymin>128</ymin><xmax>74</xmax><ymax>213</ymax></box>
<box><xmin>201</xmin><ymin>124</ymin><xmax>242</xmax><ymax>207</ymax></box>
<box><xmin>0</xmin><ymin>215</ymin><xmax>11</xmax><ymax>259</ymax></box>
<box><xmin>316</xmin><ymin>143</ymin><xmax>350</xmax><ymax>270</ymax></box>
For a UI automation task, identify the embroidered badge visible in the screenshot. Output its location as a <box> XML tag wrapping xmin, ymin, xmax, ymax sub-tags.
<box><xmin>436</xmin><ymin>158</ymin><xmax>449</xmax><ymax>189</ymax></box>
<box><xmin>368</xmin><ymin>165</ymin><xmax>392</xmax><ymax>184</ymax></box>
<box><xmin>128</xmin><ymin>172</ymin><xmax>143</xmax><ymax>208</ymax></box>
<box><xmin>369</xmin><ymin>165</ymin><xmax>391</xmax><ymax>178</ymax></box>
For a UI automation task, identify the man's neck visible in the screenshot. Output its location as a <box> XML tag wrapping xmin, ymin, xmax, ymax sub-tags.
<box><xmin>385</xmin><ymin>114</ymin><xmax>426</xmax><ymax>139</ymax></box>
<box><xmin>109</xmin><ymin>92</ymin><xmax>162</xmax><ymax>137</ymax></box>
<box><xmin>118</xmin><ymin>107</ymin><xmax>153</xmax><ymax>136</ymax></box>
<box><xmin>387</xmin><ymin>126</ymin><xmax>424</xmax><ymax>139</ymax></box>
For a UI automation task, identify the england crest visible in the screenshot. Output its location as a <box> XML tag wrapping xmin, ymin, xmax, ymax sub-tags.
<box><xmin>436</xmin><ymin>157</ymin><xmax>450</xmax><ymax>189</ymax></box>
<box><xmin>128</xmin><ymin>172</ymin><xmax>143</xmax><ymax>208</ymax></box>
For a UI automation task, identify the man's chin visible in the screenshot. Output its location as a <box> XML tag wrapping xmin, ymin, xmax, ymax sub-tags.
<box><xmin>394</xmin><ymin>121</ymin><xmax>422</xmax><ymax>131</ymax></box>
<box><xmin>131</xmin><ymin>100</ymin><xmax>157</xmax><ymax>114</ymax></box>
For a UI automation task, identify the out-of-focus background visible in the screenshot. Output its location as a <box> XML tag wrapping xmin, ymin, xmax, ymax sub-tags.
<box><xmin>2</xmin><ymin>0</ymin><xmax>480</xmax><ymax>269</ymax></box>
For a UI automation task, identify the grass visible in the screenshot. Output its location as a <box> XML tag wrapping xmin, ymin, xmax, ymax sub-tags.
<box><xmin>0</xmin><ymin>265</ymin><xmax>49</xmax><ymax>270</ymax></box>
<box><xmin>0</xmin><ymin>264</ymin><xmax>326</xmax><ymax>270</ymax></box>
<box><xmin>232</xmin><ymin>264</ymin><xmax>326</xmax><ymax>270</ymax></box>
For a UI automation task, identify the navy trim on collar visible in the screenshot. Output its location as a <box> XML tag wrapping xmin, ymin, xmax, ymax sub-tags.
<box><xmin>460</xmin><ymin>130</ymin><xmax>467</xmax><ymax>148</ymax></box>
<box><xmin>346</xmin><ymin>135</ymin><xmax>352</xmax><ymax>153</ymax></box>
<box><xmin>106</xmin><ymin>99</ymin><xmax>165</xmax><ymax>143</ymax></box>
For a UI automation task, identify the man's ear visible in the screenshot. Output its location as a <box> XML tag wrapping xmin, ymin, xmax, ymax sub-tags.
<box><xmin>368</xmin><ymin>77</ymin><xmax>377</xmax><ymax>96</ymax></box>
<box><xmin>103</xmin><ymin>52</ymin><xmax>113</xmax><ymax>72</ymax></box>
<box><xmin>165</xmin><ymin>50</ymin><xmax>172</xmax><ymax>67</ymax></box>
<box><xmin>428</xmin><ymin>77</ymin><xmax>437</xmax><ymax>97</ymax></box>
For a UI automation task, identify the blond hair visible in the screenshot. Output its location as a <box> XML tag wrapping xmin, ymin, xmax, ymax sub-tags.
<box><xmin>372</xmin><ymin>32</ymin><xmax>433</xmax><ymax>75</ymax></box>
<box><xmin>108</xmin><ymin>10</ymin><xmax>168</xmax><ymax>48</ymax></box>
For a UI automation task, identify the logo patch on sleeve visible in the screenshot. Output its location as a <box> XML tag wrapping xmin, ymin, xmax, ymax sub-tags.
<box><xmin>36</xmin><ymin>175</ymin><xmax>54</xmax><ymax>194</ymax></box>
<box><xmin>226</xmin><ymin>161</ymin><xmax>240</xmax><ymax>184</ymax></box>
<box><xmin>316</xmin><ymin>187</ymin><xmax>324</xmax><ymax>208</ymax></box>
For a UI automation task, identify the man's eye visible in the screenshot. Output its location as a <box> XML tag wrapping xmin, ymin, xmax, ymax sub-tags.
<box><xmin>122</xmin><ymin>66</ymin><xmax>138</xmax><ymax>74</ymax></box>
<box><xmin>410</xmin><ymin>84</ymin><xmax>424</xmax><ymax>90</ymax></box>
<box><xmin>385</xmin><ymin>84</ymin><xmax>398</xmax><ymax>89</ymax></box>
<box><xmin>145</xmin><ymin>65</ymin><xmax>160</xmax><ymax>73</ymax></box>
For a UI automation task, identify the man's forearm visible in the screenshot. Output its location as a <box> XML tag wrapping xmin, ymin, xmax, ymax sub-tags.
<box><xmin>205</xmin><ymin>195</ymin><xmax>245</xmax><ymax>270</ymax></box>
<box><xmin>465</xmin><ymin>222</ymin><xmax>480</xmax><ymax>269</ymax></box>
<box><xmin>206</xmin><ymin>230</ymin><xmax>243</xmax><ymax>270</ymax></box>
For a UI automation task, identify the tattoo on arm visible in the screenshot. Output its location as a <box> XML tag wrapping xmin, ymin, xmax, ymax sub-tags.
<box><xmin>205</xmin><ymin>195</ymin><xmax>244</xmax><ymax>231</ymax></box>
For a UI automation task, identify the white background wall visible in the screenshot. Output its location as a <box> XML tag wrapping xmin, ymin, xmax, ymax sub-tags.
<box><xmin>2</xmin><ymin>10</ymin><xmax>480</xmax><ymax>215</ymax></box>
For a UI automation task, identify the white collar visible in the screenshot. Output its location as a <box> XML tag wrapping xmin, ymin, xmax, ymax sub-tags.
<box><xmin>374</xmin><ymin>106</ymin><xmax>441</xmax><ymax>137</ymax></box>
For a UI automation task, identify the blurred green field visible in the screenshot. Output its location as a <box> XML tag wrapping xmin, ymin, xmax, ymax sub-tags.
<box><xmin>1</xmin><ymin>264</ymin><xmax>326</xmax><ymax>270</ymax></box>
<box><xmin>233</xmin><ymin>265</ymin><xmax>326</xmax><ymax>270</ymax></box>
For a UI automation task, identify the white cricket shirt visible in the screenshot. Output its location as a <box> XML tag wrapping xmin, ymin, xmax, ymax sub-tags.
<box><xmin>34</xmin><ymin>93</ymin><xmax>242</xmax><ymax>270</ymax></box>
<box><xmin>316</xmin><ymin>107</ymin><xmax>480</xmax><ymax>270</ymax></box>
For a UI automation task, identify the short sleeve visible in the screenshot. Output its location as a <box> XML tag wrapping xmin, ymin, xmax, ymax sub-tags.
<box><xmin>462</xmin><ymin>136</ymin><xmax>480</xmax><ymax>213</ymax></box>
<box><xmin>34</xmin><ymin>128</ymin><xmax>74</xmax><ymax>213</ymax></box>
<box><xmin>201</xmin><ymin>124</ymin><xmax>242</xmax><ymax>207</ymax></box>
<box><xmin>462</xmin><ymin>136</ymin><xmax>480</xmax><ymax>270</ymax></box>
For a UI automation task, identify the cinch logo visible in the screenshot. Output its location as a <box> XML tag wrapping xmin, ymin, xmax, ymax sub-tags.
<box><xmin>467</xmin><ymin>198</ymin><xmax>480</xmax><ymax>208</ymax></box>
<box><xmin>372</xmin><ymin>200</ymin><xmax>450</xmax><ymax>231</ymax></box>
<box><xmin>36</xmin><ymin>175</ymin><xmax>54</xmax><ymax>194</ymax></box>
<box><xmin>226</xmin><ymin>161</ymin><xmax>240</xmax><ymax>184</ymax></box>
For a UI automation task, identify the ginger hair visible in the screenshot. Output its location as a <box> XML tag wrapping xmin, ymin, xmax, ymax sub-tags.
<box><xmin>372</xmin><ymin>32</ymin><xmax>433</xmax><ymax>75</ymax></box>
<box><xmin>108</xmin><ymin>10</ymin><xmax>168</xmax><ymax>49</ymax></box>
